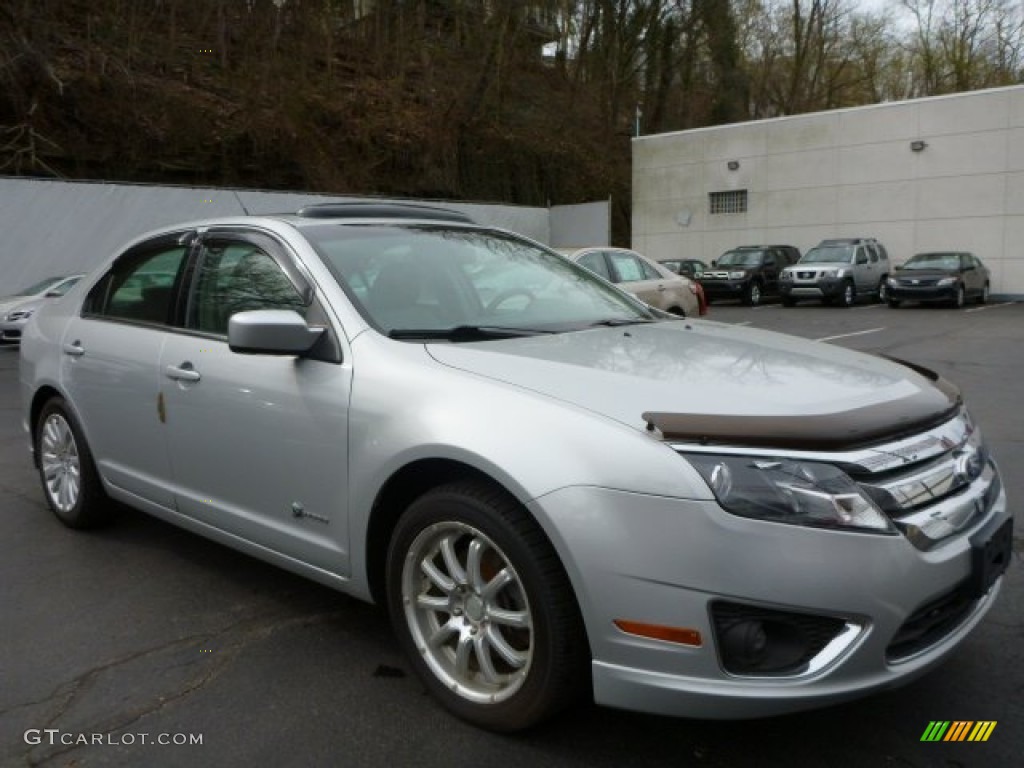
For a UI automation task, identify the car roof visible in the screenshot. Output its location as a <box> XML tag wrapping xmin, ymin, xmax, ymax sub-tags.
<box><xmin>286</xmin><ymin>202</ymin><xmax>475</xmax><ymax>225</ymax></box>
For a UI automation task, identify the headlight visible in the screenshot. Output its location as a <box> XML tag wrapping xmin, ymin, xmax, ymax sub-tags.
<box><xmin>7</xmin><ymin>309</ymin><xmax>34</xmax><ymax>321</ymax></box>
<box><xmin>822</xmin><ymin>268</ymin><xmax>845</xmax><ymax>278</ymax></box>
<box><xmin>780</xmin><ymin>272</ymin><xmax>793</xmax><ymax>281</ymax></box>
<box><xmin>684</xmin><ymin>454</ymin><xmax>894</xmax><ymax>533</ymax></box>
<box><xmin>937</xmin><ymin>277</ymin><xmax>957</xmax><ymax>286</ymax></box>
<box><xmin>728</xmin><ymin>271</ymin><xmax>746</xmax><ymax>280</ymax></box>
<box><xmin>887</xmin><ymin>277</ymin><xmax>898</xmax><ymax>286</ymax></box>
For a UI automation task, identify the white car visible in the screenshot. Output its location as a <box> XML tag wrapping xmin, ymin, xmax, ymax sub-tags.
<box><xmin>1</xmin><ymin>275</ymin><xmax>83</xmax><ymax>344</ymax></box>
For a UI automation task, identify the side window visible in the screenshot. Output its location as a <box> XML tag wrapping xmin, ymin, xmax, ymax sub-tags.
<box><xmin>607</xmin><ymin>252</ymin><xmax>645</xmax><ymax>283</ymax></box>
<box><xmin>855</xmin><ymin>247</ymin><xmax>868</xmax><ymax>265</ymax></box>
<box><xmin>763</xmin><ymin>252</ymin><xmax>777</xmax><ymax>268</ymax></box>
<box><xmin>188</xmin><ymin>243</ymin><xmax>305</xmax><ymax>336</ymax></box>
<box><xmin>867</xmin><ymin>246</ymin><xmax>878</xmax><ymax>263</ymax></box>
<box><xmin>638</xmin><ymin>257</ymin><xmax>661</xmax><ymax>280</ymax></box>
<box><xmin>84</xmin><ymin>244</ymin><xmax>188</xmax><ymax>326</ymax></box>
<box><xmin>578</xmin><ymin>252</ymin><xmax>611</xmax><ymax>281</ymax></box>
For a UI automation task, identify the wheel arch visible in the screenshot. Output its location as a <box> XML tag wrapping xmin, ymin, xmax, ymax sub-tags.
<box><xmin>28</xmin><ymin>386</ymin><xmax>65</xmax><ymax>467</ymax></box>
<box><xmin>364</xmin><ymin>458</ymin><xmax>580</xmax><ymax>616</ymax></box>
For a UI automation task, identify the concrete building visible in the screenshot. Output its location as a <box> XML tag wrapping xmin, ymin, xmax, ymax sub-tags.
<box><xmin>632</xmin><ymin>84</ymin><xmax>1024</xmax><ymax>297</ymax></box>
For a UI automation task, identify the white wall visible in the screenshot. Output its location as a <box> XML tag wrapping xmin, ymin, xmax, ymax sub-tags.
<box><xmin>0</xmin><ymin>179</ymin><xmax>560</xmax><ymax>293</ymax></box>
<box><xmin>632</xmin><ymin>85</ymin><xmax>1024</xmax><ymax>297</ymax></box>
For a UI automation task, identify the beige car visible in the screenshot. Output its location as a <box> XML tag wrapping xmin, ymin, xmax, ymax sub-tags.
<box><xmin>563</xmin><ymin>247</ymin><xmax>704</xmax><ymax>317</ymax></box>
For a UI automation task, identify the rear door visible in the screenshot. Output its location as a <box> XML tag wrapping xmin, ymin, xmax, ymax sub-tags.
<box><xmin>60</xmin><ymin>232</ymin><xmax>193</xmax><ymax>509</ymax></box>
<box><xmin>606</xmin><ymin>250</ymin><xmax>667</xmax><ymax>308</ymax></box>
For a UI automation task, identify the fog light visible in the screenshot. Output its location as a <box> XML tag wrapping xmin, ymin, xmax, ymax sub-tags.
<box><xmin>720</xmin><ymin>620</ymin><xmax>768</xmax><ymax>667</ymax></box>
<box><xmin>711</xmin><ymin>601</ymin><xmax>846</xmax><ymax>676</ymax></box>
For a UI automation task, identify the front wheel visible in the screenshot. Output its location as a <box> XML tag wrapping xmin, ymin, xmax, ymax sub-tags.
<box><xmin>952</xmin><ymin>284</ymin><xmax>966</xmax><ymax>309</ymax></box>
<box><xmin>979</xmin><ymin>283</ymin><xmax>990</xmax><ymax>305</ymax></box>
<box><xmin>743</xmin><ymin>282</ymin><xmax>762</xmax><ymax>307</ymax></box>
<box><xmin>877</xmin><ymin>279</ymin><xmax>889</xmax><ymax>303</ymax></box>
<box><xmin>386</xmin><ymin>480</ymin><xmax>586</xmax><ymax>731</ymax></box>
<box><xmin>35</xmin><ymin>397</ymin><xmax>112</xmax><ymax>529</ymax></box>
<box><xmin>838</xmin><ymin>281</ymin><xmax>856</xmax><ymax>308</ymax></box>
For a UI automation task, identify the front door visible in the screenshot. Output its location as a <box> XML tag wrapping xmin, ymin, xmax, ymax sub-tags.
<box><xmin>159</xmin><ymin>233</ymin><xmax>352</xmax><ymax>575</ymax></box>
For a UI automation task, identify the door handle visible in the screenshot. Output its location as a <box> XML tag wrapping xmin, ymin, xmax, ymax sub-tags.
<box><xmin>62</xmin><ymin>341</ymin><xmax>85</xmax><ymax>357</ymax></box>
<box><xmin>165</xmin><ymin>363</ymin><xmax>201</xmax><ymax>383</ymax></box>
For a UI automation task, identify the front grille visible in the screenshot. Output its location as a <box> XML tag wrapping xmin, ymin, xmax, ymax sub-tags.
<box><xmin>886</xmin><ymin>584</ymin><xmax>976</xmax><ymax>662</ymax></box>
<box><xmin>897</xmin><ymin>277</ymin><xmax>939</xmax><ymax>287</ymax></box>
<box><xmin>797</xmin><ymin>271</ymin><xmax>816</xmax><ymax>279</ymax></box>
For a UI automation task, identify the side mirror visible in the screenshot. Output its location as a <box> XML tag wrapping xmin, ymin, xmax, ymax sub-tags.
<box><xmin>711</xmin><ymin>260</ymin><xmax>717</xmax><ymax>267</ymax></box>
<box><xmin>228</xmin><ymin>309</ymin><xmax>324</xmax><ymax>355</ymax></box>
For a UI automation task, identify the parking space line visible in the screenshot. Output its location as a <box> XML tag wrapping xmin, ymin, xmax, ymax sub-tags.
<box><xmin>734</xmin><ymin>321</ymin><xmax>753</xmax><ymax>326</ymax></box>
<box><xmin>965</xmin><ymin>301</ymin><xmax>1016</xmax><ymax>313</ymax></box>
<box><xmin>752</xmin><ymin>305</ymin><xmax>779</xmax><ymax>311</ymax></box>
<box><xmin>815</xmin><ymin>327</ymin><xmax>885</xmax><ymax>342</ymax></box>
<box><xmin>854</xmin><ymin>304</ymin><xmax>886</xmax><ymax>310</ymax></box>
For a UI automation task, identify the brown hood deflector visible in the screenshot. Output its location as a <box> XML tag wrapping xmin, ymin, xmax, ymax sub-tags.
<box><xmin>643</xmin><ymin>370</ymin><xmax>962</xmax><ymax>453</ymax></box>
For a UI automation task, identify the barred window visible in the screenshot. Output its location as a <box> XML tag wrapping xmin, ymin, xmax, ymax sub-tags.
<box><xmin>709</xmin><ymin>190</ymin><xmax>748</xmax><ymax>214</ymax></box>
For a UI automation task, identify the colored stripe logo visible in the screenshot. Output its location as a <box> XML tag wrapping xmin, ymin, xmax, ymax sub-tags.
<box><xmin>921</xmin><ymin>721</ymin><xmax>997</xmax><ymax>742</ymax></box>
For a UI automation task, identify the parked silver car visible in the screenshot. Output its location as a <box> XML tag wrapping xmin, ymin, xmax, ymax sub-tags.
<box><xmin>1</xmin><ymin>275</ymin><xmax>84</xmax><ymax>344</ymax></box>
<box><xmin>19</xmin><ymin>205</ymin><xmax>1010</xmax><ymax>731</ymax></box>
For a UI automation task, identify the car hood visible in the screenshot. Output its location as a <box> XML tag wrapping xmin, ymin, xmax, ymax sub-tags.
<box><xmin>893</xmin><ymin>269</ymin><xmax>957</xmax><ymax>279</ymax></box>
<box><xmin>426</xmin><ymin>321</ymin><xmax>959</xmax><ymax>451</ymax></box>
<box><xmin>1</xmin><ymin>296</ymin><xmax>45</xmax><ymax>315</ymax></box>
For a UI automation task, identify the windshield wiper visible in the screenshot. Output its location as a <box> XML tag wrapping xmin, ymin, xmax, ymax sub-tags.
<box><xmin>388</xmin><ymin>325</ymin><xmax>557</xmax><ymax>341</ymax></box>
<box><xmin>587</xmin><ymin>317</ymin><xmax>658</xmax><ymax>328</ymax></box>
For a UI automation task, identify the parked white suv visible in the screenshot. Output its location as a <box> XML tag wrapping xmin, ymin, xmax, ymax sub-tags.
<box><xmin>780</xmin><ymin>238</ymin><xmax>890</xmax><ymax>307</ymax></box>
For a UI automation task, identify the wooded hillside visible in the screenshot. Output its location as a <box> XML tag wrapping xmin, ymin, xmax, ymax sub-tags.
<box><xmin>2</xmin><ymin>1</ymin><xmax>1022</xmax><ymax>241</ymax></box>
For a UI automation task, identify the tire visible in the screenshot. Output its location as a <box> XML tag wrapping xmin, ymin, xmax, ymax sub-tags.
<box><xmin>952</xmin><ymin>284</ymin><xmax>965</xmax><ymax>309</ymax></box>
<box><xmin>386</xmin><ymin>480</ymin><xmax>586</xmax><ymax>732</ymax></box>
<box><xmin>877</xmin><ymin>279</ymin><xmax>889</xmax><ymax>303</ymax></box>
<box><xmin>743</xmin><ymin>281</ymin><xmax>762</xmax><ymax>307</ymax></box>
<box><xmin>979</xmin><ymin>283</ymin><xmax>990</xmax><ymax>305</ymax></box>
<box><xmin>35</xmin><ymin>397</ymin><xmax>112</xmax><ymax>529</ymax></box>
<box><xmin>839</xmin><ymin>281</ymin><xmax>856</xmax><ymax>308</ymax></box>
<box><xmin>887</xmin><ymin>299</ymin><xmax>902</xmax><ymax>308</ymax></box>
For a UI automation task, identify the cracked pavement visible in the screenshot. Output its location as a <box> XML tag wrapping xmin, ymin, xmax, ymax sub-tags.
<box><xmin>1</xmin><ymin>305</ymin><xmax>1022</xmax><ymax>768</ymax></box>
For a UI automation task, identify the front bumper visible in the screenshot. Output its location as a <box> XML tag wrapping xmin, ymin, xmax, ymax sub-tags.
<box><xmin>779</xmin><ymin>278</ymin><xmax>846</xmax><ymax>300</ymax></box>
<box><xmin>889</xmin><ymin>284</ymin><xmax>958</xmax><ymax>303</ymax></box>
<box><xmin>529</xmin><ymin>481</ymin><xmax>1009</xmax><ymax>719</ymax></box>
<box><xmin>701</xmin><ymin>280</ymin><xmax>750</xmax><ymax>300</ymax></box>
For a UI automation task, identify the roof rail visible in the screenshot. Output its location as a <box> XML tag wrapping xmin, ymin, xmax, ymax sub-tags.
<box><xmin>295</xmin><ymin>202</ymin><xmax>475</xmax><ymax>224</ymax></box>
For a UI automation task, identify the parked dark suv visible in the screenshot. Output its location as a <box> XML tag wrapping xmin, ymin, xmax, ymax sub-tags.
<box><xmin>780</xmin><ymin>238</ymin><xmax>890</xmax><ymax>307</ymax></box>
<box><xmin>699</xmin><ymin>245</ymin><xmax>800</xmax><ymax>306</ymax></box>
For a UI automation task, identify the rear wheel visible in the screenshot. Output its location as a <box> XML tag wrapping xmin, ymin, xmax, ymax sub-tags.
<box><xmin>35</xmin><ymin>397</ymin><xmax>112</xmax><ymax>529</ymax></box>
<box><xmin>386</xmin><ymin>480</ymin><xmax>586</xmax><ymax>732</ymax></box>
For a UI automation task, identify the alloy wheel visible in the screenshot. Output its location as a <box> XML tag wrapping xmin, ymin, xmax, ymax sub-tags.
<box><xmin>40</xmin><ymin>413</ymin><xmax>81</xmax><ymax>514</ymax></box>
<box><xmin>401</xmin><ymin>521</ymin><xmax>534</xmax><ymax>704</ymax></box>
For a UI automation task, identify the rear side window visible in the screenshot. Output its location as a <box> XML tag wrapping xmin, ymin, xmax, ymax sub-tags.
<box><xmin>608</xmin><ymin>252</ymin><xmax>645</xmax><ymax>283</ymax></box>
<box><xmin>578</xmin><ymin>252</ymin><xmax>611</xmax><ymax>281</ymax></box>
<box><xmin>84</xmin><ymin>244</ymin><xmax>188</xmax><ymax>326</ymax></box>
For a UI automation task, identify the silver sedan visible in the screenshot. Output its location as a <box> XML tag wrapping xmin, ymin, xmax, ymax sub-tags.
<box><xmin>19</xmin><ymin>204</ymin><xmax>1010</xmax><ymax>731</ymax></box>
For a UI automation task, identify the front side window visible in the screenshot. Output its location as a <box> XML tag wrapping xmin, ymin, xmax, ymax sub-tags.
<box><xmin>84</xmin><ymin>243</ymin><xmax>188</xmax><ymax>325</ymax></box>
<box><xmin>188</xmin><ymin>242</ymin><xmax>306</xmax><ymax>336</ymax></box>
<box><xmin>305</xmin><ymin>224</ymin><xmax>650</xmax><ymax>335</ymax></box>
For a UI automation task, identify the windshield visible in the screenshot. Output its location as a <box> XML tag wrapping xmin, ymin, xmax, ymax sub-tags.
<box><xmin>10</xmin><ymin>276</ymin><xmax>64</xmax><ymax>298</ymax></box>
<box><xmin>902</xmin><ymin>253</ymin><xmax>959</xmax><ymax>271</ymax></box>
<box><xmin>48</xmin><ymin>276</ymin><xmax>82</xmax><ymax>296</ymax></box>
<box><xmin>717</xmin><ymin>250</ymin><xmax>763</xmax><ymax>267</ymax></box>
<box><xmin>305</xmin><ymin>224</ymin><xmax>654</xmax><ymax>336</ymax></box>
<box><xmin>799</xmin><ymin>246</ymin><xmax>854</xmax><ymax>265</ymax></box>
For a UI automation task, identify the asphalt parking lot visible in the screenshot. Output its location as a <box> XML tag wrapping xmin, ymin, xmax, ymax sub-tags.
<box><xmin>1</xmin><ymin>301</ymin><xmax>1021</xmax><ymax>768</ymax></box>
